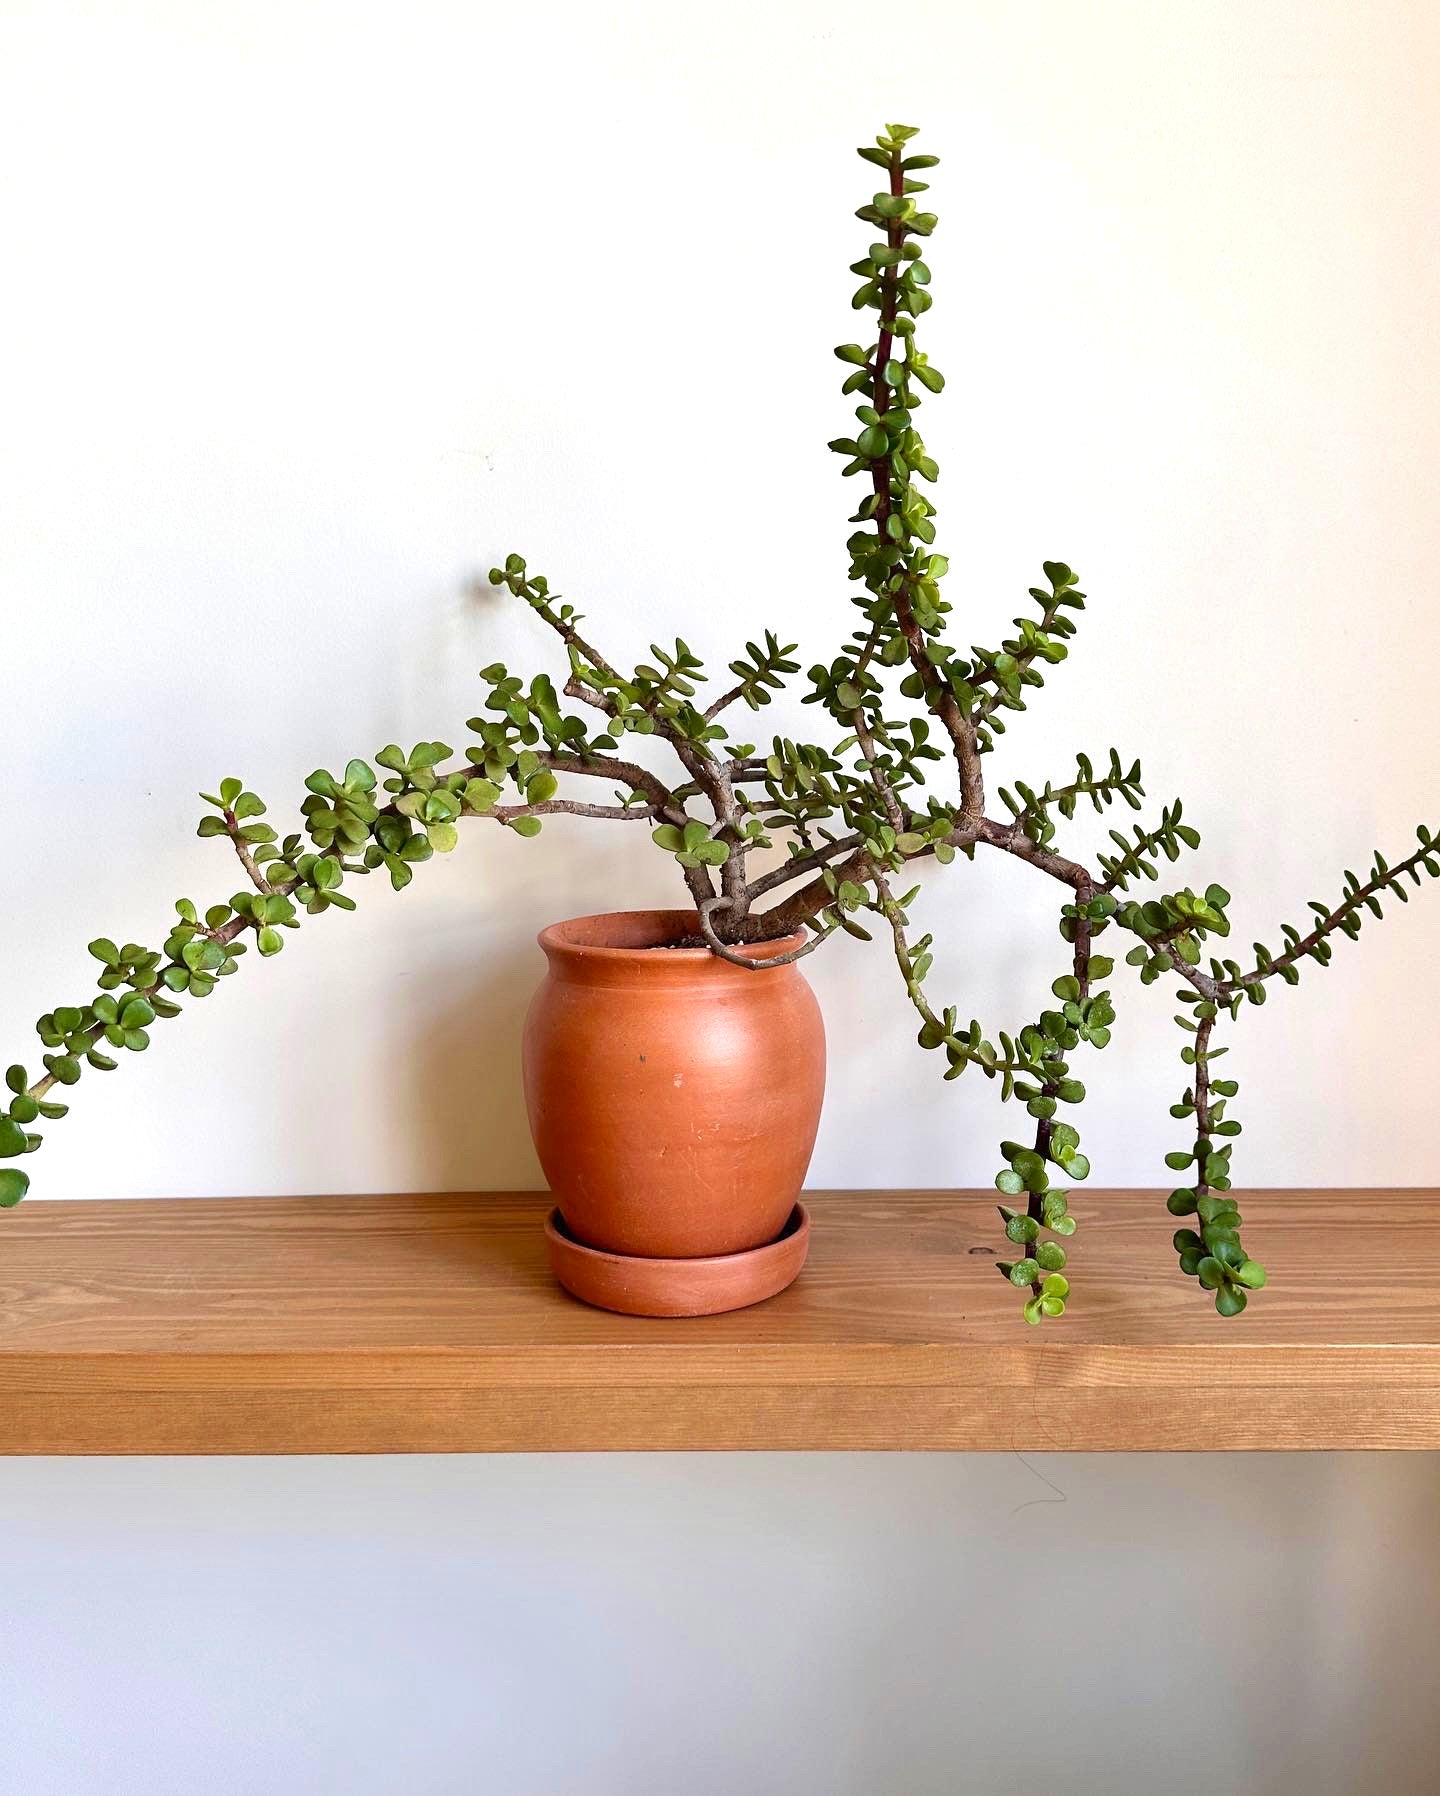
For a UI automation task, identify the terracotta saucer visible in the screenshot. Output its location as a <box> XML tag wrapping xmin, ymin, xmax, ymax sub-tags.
<box><xmin>544</xmin><ymin>1203</ymin><xmax>810</xmax><ymax>1318</ymax></box>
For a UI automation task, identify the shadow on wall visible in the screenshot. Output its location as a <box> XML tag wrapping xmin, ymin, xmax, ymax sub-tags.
<box><xmin>405</xmin><ymin>930</ymin><xmax>545</xmax><ymax>1194</ymax></box>
<box><xmin>379</xmin><ymin>776</ymin><xmax>694</xmax><ymax>1199</ymax></box>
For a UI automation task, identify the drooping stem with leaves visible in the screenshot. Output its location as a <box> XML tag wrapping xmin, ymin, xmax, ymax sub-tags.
<box><xmin>5</xmin><ymin>125</ymin><xmax>1435</xmax><ymax>1327</ymax></box>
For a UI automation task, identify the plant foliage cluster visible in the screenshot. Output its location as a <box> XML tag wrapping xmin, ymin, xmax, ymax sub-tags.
<box><xmin>6</xmin><ymin>127</ymin><xmax>1435</xmax><ymax>1324</ymax></box>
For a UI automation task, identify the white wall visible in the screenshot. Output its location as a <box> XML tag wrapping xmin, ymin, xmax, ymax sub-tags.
<box><xmin>3</xmin><ymin>0</ymin><xmax>1437</xmax><ymax>1198</ymax></box>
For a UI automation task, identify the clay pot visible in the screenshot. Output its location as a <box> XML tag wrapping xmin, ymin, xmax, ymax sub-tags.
<box><xmin>523</xmin><ymin>910</ymin><xmax>825</xmax><ymax>1303</ymax></box>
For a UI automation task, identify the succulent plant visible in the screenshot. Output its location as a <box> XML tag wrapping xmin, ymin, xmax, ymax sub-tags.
<box><xmin>5</xmin><ymin>124</ymin><xmax>1434</xmax><ymax>1327</ymax></box>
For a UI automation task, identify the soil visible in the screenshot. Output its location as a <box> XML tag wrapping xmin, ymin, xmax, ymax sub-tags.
<box><xmin>642</xmin><ymin>933</ymin><xmax>794</xmax><ymax>951</ymax></box>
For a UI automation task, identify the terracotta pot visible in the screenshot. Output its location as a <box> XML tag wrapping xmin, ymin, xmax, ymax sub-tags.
<box><xmin>523</xmin><ymin>910</ymin><xmax>826</xmax><ymax>1265</ymax></box>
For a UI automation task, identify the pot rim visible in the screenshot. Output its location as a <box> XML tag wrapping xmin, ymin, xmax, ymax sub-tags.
<box><xmin>537</xmin><ymin>908</ymin><xmax>807</xmax><ymax>965</ymax></box>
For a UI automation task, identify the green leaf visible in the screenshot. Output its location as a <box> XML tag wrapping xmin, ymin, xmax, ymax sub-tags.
<box><xmin>427</xmin><ymin>822</ymin><xmax>459</xmax><ymax>854</ymax></box>
<box><xmin>1049</xmin><ymin>1122</ymin><xmax>1080</xmax><ymax>1157</ymax></box>
<box><xmin>0</xmin><ymin>1167</ymin><xmax>30</xmax><ymax>1206</ymax></box>
<box><xmin>257</xmin><ymin>927</ymin><xmax>284</xmax><ymax>956</ymax></box>
<box><xmin>1214</xmin><ymin>1285</ymin><xmax>1248</xmax><ymax>1318</ymax></box>
<box><xmin>0</xmin><ymin>1116</ymin><xmax>28</xmax><ymax>1157</ymax></box>
<box><xmin>1235</xmin><ymin>1261</ymin><xmax>1268</xmax><ymax>1289</ymax></box>
<box><xmin>88</xmin><ymin>938</ymin><xmax>121</xmax><ymax>967</ymax></box>
<box><xmin>508</xmin><ymin>816</ymin><xmax>542</xmax><ymax>839</ymax></box>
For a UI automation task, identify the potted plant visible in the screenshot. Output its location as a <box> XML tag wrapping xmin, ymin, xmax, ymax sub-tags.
<box><xmin>4</xmin><ymin>125</ymin><xmax>1434</xmax><ymax>1321</ymax></box>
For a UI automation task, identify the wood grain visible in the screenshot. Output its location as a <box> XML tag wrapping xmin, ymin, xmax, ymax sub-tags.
<box><xmin>1</xmin><ymin>1189</ymin><xmax>1436</xmax><ymax>1452</ymax></box>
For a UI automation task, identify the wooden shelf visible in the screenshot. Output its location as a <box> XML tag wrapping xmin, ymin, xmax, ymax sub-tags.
<box><xmin>1</xmin><ymin>1190</ymin><xmax>1436</xmax><ymax>1453</ymax></box>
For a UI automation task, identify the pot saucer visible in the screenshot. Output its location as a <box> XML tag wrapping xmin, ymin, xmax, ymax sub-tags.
<box><xmin>544</xmin><ymin>1203</ymin><xmax>810</xmax><ymax>1317</ymax></box>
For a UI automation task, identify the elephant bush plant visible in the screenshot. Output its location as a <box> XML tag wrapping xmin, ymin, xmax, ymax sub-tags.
<box><xmin>5</xmin><ymin>125</ymin><xmax>1436</xmax><ymax>1326</ymax></box>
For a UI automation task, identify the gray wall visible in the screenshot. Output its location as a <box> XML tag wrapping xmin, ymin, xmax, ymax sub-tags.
<box><xmin>4</xmin><ymin>1453</ymin><xmax>1438</xmax><ymax>1796</ymax></box>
